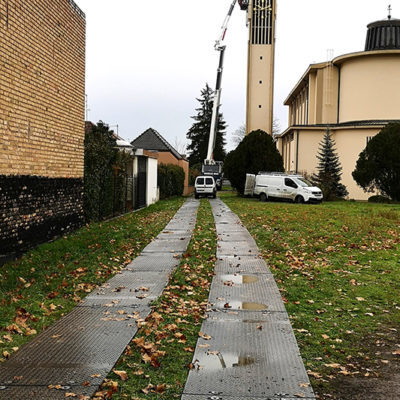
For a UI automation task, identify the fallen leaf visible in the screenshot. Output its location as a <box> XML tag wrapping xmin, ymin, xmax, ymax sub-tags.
<box><xmin>113</xmin><ymin>370</ymin><xmax>128</xmax><ymax>381</ymax></box>
<box><xmin>324</xmin><ymin>363</ymin><xmax>341</xmax><ymax>368</ymax></box>
<box><xmin>321</xmin><ymin>334</ymin><xmax>329</xmax><ymax>340</ymax></box>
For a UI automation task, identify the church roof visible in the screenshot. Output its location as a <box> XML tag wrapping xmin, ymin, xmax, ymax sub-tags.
<box><xmin>131</xmin><ymin>128</ymin><xmax>184</xmax><ymax>160</ymax></box>
<box><xmin>365</xmin><ymin>18</ymin><xmax>400</xmax><ymax>51</ymax></box>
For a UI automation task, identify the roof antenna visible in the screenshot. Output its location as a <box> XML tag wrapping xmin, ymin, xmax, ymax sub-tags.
<box><xmin>388</xmin><ymin>4</ymin><xmax>392</xmax><ymax>20</ymax></box>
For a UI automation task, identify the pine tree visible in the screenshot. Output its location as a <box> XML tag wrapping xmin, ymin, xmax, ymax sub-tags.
<box><xmin>312</xmin><ymin>129</ymin><xmax>348</xmax><ymax>200</ymax></box>
<box><xmin>186</xmin><ymin>84</ymin><xmax>227</xmax><ymax>167</ymax></box>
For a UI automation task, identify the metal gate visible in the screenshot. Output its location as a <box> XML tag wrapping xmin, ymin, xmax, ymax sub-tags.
<box><xmin>137</xmin><ymin>156</ymin><xmax>147</xmax><ymax>209</ymax></box>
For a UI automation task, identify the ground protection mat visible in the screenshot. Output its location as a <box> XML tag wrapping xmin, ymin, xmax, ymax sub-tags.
<box><xmin>0</xmin><ymin>199</ymin><xmax>199</xmax><ymax>400</ymax></box>
<box><xmin>181</xmin><ymin>198</ymin><xmax>315</xmax><ymax>400</ymax></box>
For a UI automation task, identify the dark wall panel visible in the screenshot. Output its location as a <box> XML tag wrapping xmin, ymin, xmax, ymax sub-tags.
<box><xmin>0</xmin><ymin>175</ymin><xmax>84</xmax><ymax>258</ymax></box>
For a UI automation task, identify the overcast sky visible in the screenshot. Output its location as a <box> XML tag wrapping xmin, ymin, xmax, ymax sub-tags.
<box><xmin>77</xmin><ymin>0</ymin><xmax>393</xmax><ymax>152</ymax></box>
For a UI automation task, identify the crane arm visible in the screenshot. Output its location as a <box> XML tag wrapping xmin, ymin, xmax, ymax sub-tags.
<box><xmin>205</xmin><ymin>0</ymin><xmax>237</xmax><ymax>163</ymax></box>
<box><xmin>215</xmin><ymin>0</ymin><xmax>237</xmax><ymax>50</ymax></box>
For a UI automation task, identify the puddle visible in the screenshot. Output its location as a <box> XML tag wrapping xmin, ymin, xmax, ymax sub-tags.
<box><xmin>217</xmin><ymin>301</ymin><xmax>268</xmax><ymax>310</ymax></box>
<box><xmin>221</xmin><ymin>274</ymin><xmax>259</xmax><ymax>285</ymax></box>
<box><xmin>196</xmin><ymin>352</ymin><xmax>255</xmax><ymax>371</ymax></box>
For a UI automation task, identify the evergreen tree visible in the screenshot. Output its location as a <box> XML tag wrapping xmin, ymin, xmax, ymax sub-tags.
<box><xmin>186</xmin><ymin>84</ymin><xmax>227</xmax><ymax>167</ymax></box>
<box><xmin>311</xmin><ymin>129</ymin><xmax>348</xmax><ymax>200</ymax></box>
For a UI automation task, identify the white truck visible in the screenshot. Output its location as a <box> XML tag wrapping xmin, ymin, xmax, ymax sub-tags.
<box><xmin>244</xmin><ymin>172</ymin><xmax>323</xmax><ymax>204</ymax></box>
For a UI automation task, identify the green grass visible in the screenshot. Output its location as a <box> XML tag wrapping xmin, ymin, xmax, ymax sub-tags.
<box><xmin>0</xmin><ymin>197</ymin><xmax>185</xmax><ymax>360</ymax></box>
<box><xmin>220</xmin><ymin>191</ymin><xmax>400</xmax><ymax>395</ymax></box>
<box><xmin>97</xmin><ymin>199</ymin><xmax>216</xmax><ymax>399</ymax></box>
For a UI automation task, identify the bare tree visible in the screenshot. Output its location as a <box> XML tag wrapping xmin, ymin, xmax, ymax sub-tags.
<box><xmin>173</xmin><ymin>136</ymin><xmax>188</xmax><ymax>156</ymax></box>
<box><xmin>231</xmin><ymin>119</ymin><xmax>282</xmax><ymax>146</ymax></box>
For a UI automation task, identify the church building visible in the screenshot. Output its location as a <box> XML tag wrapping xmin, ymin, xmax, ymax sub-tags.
<box><xmin>276</xmin><ymin>14</ymin><xmax>400</xmax><ymax>200</ymax></box>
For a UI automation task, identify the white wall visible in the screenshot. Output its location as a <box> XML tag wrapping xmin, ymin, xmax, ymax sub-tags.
<box><xmin>146</xmin><ymin>157</ymin><xmax>159</xmax><ymax>206</ymax></box>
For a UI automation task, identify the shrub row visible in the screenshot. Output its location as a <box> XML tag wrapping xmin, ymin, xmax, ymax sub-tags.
<box><xmin>158</xmin><ymin>164</ymin><xmax>185</xmax><ymax>199</ymax></box>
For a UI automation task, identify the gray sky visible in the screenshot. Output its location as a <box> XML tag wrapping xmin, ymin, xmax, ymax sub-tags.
<box><xmin>77</xmin><ymin>0</ymin><xmax>393</xmax><ymax>151</ymax></box>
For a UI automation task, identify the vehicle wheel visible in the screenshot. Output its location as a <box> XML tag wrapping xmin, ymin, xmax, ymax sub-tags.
<box><xmin>295</xmin><ymin>195</ymin><xmax>304</xmax><ymax>204</ymax></box>
<box><xmin>260</xmin><ymin>193</ymin><xmax>267</xmax><ymax>202</ymax></box>
<box><xmin>213</xmin><ymin>192</ymin><xmax>217</xmax><ymax>199</ymax></box>
<box><xmin>194</xmin><ymin>193</ymin><xmax>199</xmax><ymax>199</ymax></box>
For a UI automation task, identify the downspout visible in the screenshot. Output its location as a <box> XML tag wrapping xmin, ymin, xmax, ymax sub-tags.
<box><xmin>335</xmin><ymin>64</ymin><xmax>341</xmax><ymax>124</ymax></box>
<box><xmin>296</xmin><ymin>129</ymin><xmax>299</xmax><ymax>174</ymax></box>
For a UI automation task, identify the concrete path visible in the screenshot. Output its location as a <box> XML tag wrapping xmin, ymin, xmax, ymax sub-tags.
<box><xmin>0</xmin><ymin>199</ymin><xmax>199</xmax><ymax>400</ymax></box>
<box><xmin>181</xmin><ymin>198</ymin><xmax>315</xmax><ymax>400</ymax></box>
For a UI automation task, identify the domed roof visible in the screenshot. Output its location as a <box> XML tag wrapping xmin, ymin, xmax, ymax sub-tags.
<box><xmin>365</xmin><ymin>18</ymin><xmax>400</xmax><ymax>51</ymax></box>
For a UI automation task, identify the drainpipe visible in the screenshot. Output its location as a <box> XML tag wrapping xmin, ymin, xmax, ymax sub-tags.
<box><xmin>296</xmin><ymin>129</ymin><xmax>300</xmax><ymax>173</ymax></box>
<box><xmin>334</xmin><ymin>64</ymin><xmax>341</xmax><ymax>124</ymax></box>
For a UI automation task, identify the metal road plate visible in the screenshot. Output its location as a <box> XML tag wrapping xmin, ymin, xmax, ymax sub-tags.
<box><xmin>214</xmin><ymin>215</ymin><xmax>241</xmax><ymax>224</ymax></box>
<box><xmin>157</xmin><ymin>229</ymin><xmax>192</xmax><ymax>240</ymax></box>
<box><xmin>164</xmin><ymin>222</ymin><xmax>196</xmax><ymax>231</ymax></box>
<box><xmin>208</xmin><ymin>273</ymin><xmax>286</xmax><ymax>313</ymax></box>
<box><xmin>215</xmin><ymin>223</ymin><xmax>246</xmax><ymax>233</ymax></box>
<box><xmin>182</xmin><ymin>313</ymin><xmax>314</xmax><ymax>398</ymax></box>
<box><xmin>217</xmin><ymin>231</ymin><xmax>255</xmax><ymax>243</ymax></box>
<box><xmin>217</xmin><ymin>241</ymin><xmax>259</xmax><ymax>257</ymax></box>
<box><xmin>0</xmin><ymin>386</ymin><xmax>97</xmax><ymax>400</ymax></box>
<box><xmin>142</xmin><ymin>238</ymin><xmax>190</xmax><ymax>253</ymax></box>
<box><xmin>79</xmin><ymin>271</ymin><xmax>170</xmax><ymax>307</ymax></box>
<box><xmin>214</xmin><ymin>257</ymin><xmax>272</xmax><ymax>275</ymax></box>
<box><xmin>0</xmin><ymin>306</ymin><xmax>145</xmax><ymax>386</ymax></box>
<box><xmin>181</xmin><ymin>395</ymin><xmax>316</xmax><ymax>400</ymax></box>
<box><xmin>125</xmin><ymin>254</ymin><xmax>180</xmax><ymax>271</ymax></box>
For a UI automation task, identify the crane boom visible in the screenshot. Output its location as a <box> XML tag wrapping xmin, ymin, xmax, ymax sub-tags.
<box><xmin>205</xmin><ymin>0</ymin><xmax>237</xmax><ymax>166</ymax></box>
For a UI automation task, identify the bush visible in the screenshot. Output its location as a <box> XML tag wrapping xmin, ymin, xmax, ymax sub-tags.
<box><xmin>158</xmin><ymin>164</ymin><xmax>185</xmax><ymax>199</ymax></box>
<box><xmin>223</xmin><ymin>130</ymin><xmax>284</xmax><ymax>194</ymax></box>
<box><xmin>368</xmin><ymin>195</ymin><xmax>392</xmax><ymax>204</ymax></box>
<box><xmin>189</xmin><ymin>163</ymin><xmax>202</xmax><ymax>186</ymax></box>
<box><xmin>84</xmin><ymin>122</ymin><xmax>133</xmax><ymax>222</ymax></box>
<box><xmin>84</xmin><ymin>122</ymin><xmax>118</xmax><ymax>221</ymax></box>
<box><xmin>353</xmin><ymin>123</ymin><xmax>400</xmax><ymax>201</ymax></box>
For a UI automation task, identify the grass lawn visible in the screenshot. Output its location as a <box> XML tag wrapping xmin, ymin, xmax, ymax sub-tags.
<box><xmin>95</xmin><ymin>199</ymin><xmax>216</xmax><ymax>399</ymax></box>
<box><xmin>220</xmin><ymin>191</ymin><xmax>400</xmax><ymax>398</ymax></box>
<box><xmin>0</xmin><ymin>197</ymin><xmax>185</xmax><ymax>361</ymax></box>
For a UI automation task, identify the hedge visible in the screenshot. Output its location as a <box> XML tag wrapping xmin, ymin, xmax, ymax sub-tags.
<box><xmin>158</xmin><ymin>164</ymin><xmax>185</xmax><ymax>199</ymax></box>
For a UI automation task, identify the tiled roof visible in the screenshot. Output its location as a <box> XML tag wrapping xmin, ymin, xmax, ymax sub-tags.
<box><xmin>131</xmin><ymin>128</ymin><xmax>183</xmax><ymax>160</ymax></box>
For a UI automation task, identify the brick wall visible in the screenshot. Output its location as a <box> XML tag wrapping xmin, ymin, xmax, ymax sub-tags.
<box><xmin>0</xmin><ymin>0</ymin><xmax>86</xmax><ymax>178</ymax></box>
<box><xmin>0</xmin><ymin>0</ymin><xmax>86</xmax><ymax>258</ymax></box>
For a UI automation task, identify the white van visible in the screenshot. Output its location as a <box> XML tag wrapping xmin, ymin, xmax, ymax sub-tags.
<box><xmin>194</xmin><ymin>176</ymin><xmax>217</xmax><ymax>199</ymax></box>
<box><xmin>245</xmin><ymin>173</ymin><xmax>323</xmax><ymax>203</ymax></box>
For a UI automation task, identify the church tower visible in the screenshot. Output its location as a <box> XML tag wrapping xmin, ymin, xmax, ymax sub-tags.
<box><xmin>245</xmin><ymin>0</ymin><xmax>277</xmax><ymax>135</ymax></box>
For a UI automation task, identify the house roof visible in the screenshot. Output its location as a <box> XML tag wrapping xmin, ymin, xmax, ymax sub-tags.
<box><xmin>131</xmin><ymin>128</ymin><xmax>183</xmax><ymax>160</ymax></box>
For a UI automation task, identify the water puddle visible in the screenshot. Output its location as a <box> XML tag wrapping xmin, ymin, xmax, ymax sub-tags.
<box><xmin>195</xmin><ymin>352</ymin><xmax>255</xmax><ymax>371</ymax></box>
<box><xmin>221</xmin><ymin>274</ymin><xmax>259</xmax><ymax>285</ymax></box>
<box><xmin>217</xmin><ymin>300</ymin><xmax>268</xmax><ymax>310</ymax></box>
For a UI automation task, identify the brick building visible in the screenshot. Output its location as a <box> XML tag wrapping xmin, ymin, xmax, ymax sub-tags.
<box><xmin>131</xmin><ymin>128</ymin><xmax>191</xmax><ymax>195</ymax></box>
<box><xmin>0</xmin><ymin>0</ymin><xmax>86</xmax><ymax>260</ymax></box>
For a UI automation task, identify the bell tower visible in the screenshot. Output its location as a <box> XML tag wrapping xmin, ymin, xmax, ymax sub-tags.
<box><xmin>245</xmin><ymin>0</ymin><xmax>277</xmax><ymax>135</ymax></box>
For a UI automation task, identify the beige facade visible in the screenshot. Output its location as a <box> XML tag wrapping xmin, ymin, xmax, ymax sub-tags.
<box><xmin>245</xmin><ymin>0</ymin><xmax>276</xmax><ymax>135</ymax></box>
<box><xmin>0</xmin><ymin>0</ymin><xmax>86</xmax><ymax>178</ymax></box>
<box><xmin>277</xmin><ymin>49</ymin><xmax>400</xmax><ymax>200</ymax></box>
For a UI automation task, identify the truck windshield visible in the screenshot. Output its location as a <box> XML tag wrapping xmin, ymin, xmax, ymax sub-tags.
<box><xmin>295</xmin><ymin>178</ymin><xmax>312</xmax><ymax>187</ymax></box>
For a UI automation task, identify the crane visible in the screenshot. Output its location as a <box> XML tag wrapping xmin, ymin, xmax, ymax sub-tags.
<box><xmin>202</xmin><ymin>0</ymin><xmax>249</xmax><ymax>190</ymax></box>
